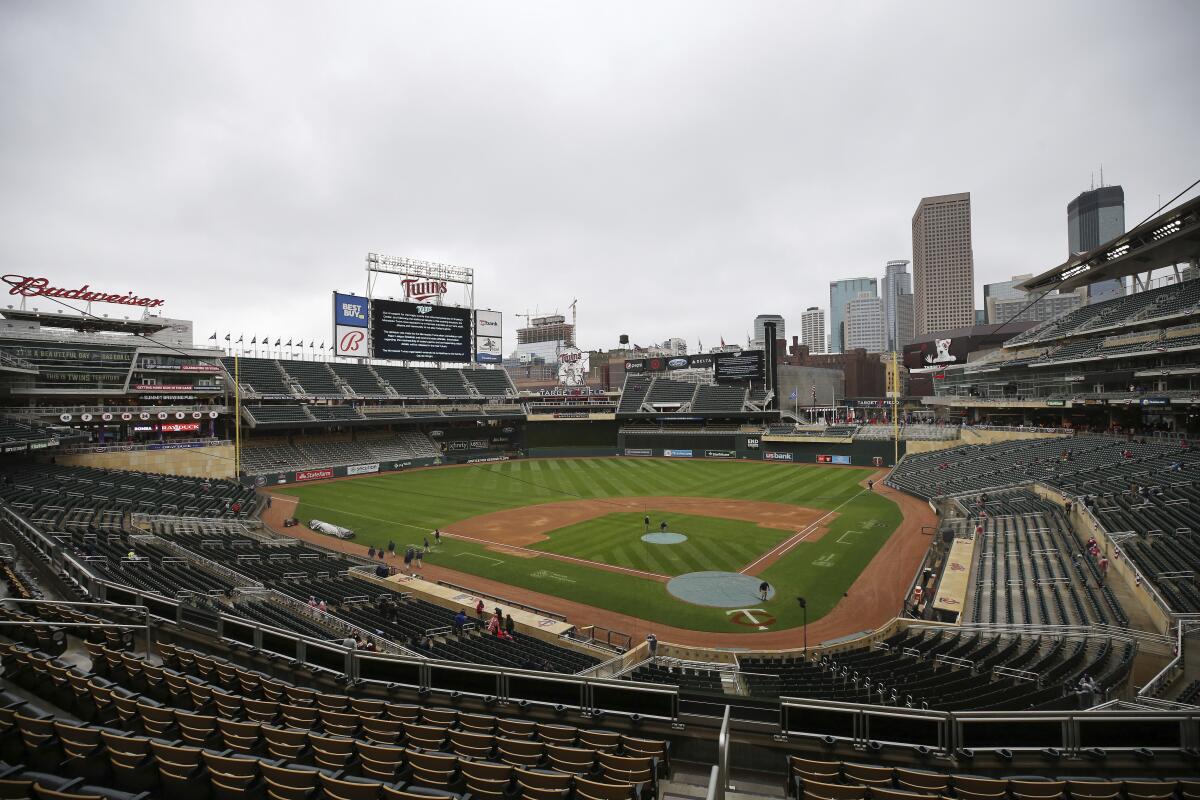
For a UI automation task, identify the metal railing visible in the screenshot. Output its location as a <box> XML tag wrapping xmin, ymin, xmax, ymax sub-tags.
<box><xmin>1138</xmin><ymin>622</ymin><xmax>1183</xmax><ymax>698</ymax></box>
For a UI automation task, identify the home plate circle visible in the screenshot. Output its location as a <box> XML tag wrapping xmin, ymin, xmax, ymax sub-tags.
<box><xmin>641</xmin><ymin>532</ymin><xmax>688</xmax><ymax>544</ymax></box>
<box><xmin>667</xmin><ymin>571</ymin><xmax>775</xmax><ymax>607</ymax></box>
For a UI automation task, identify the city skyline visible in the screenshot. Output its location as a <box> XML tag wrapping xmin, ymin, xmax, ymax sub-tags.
<box><xmin>1</xmin><ymin>2</ymin><xmax>1195</xmax><ymax>355</ymax></box>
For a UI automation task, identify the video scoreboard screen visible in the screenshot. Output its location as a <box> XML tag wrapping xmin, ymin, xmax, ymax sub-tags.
<box><xmin>370</xmin><ymin>299</ymin><xmax>471</xmax><ymax>362</ymax></box>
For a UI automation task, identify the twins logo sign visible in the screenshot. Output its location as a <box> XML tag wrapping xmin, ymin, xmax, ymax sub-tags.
<box><xmin>402</xmin><ymin>278</ymin><xmax>448</xmax><ymax>302</ymax></box>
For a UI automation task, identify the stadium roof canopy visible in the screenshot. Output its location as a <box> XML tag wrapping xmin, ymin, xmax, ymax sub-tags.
<box><xmin>0</xmin><ymin>308</ymin><xmax>171</xmax><ymax>334</ymax></box>
<box><xmin>1020</xmin><ymin>193</ymin><xmax>1200</xmax><ymax>294</ymax></box>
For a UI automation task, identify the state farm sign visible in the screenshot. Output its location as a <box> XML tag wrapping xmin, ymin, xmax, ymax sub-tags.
<box><xmin>295</xmin><ymin>469</ymin><xmax>334</xmax><ymax>482</ymax></box>
<box><xmin>3</xmin><ymin>274</ymin><xmax>166</xmax><ymax>308</ymax></box>
<box><xmin>401</xmin><ymin>277</ymin><xmax>448</xmax><ymax>302</ymax></box>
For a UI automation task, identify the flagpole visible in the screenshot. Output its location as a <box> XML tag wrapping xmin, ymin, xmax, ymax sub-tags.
<box><xmin>234</xmin><ymin>354</ymin><xmax>241</xmax><ymax>478</ymax></box>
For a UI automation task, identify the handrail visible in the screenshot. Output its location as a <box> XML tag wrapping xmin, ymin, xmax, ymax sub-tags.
<box><xmin>146</xmin><ymin>535</ymin><xmax>264</xmax><ymax>589</ymax></box>
<box><xmin>60</xmin><ymin>438</ymin><xmax>228</xmax><ymax>454</ymax></box>
<box><xmin>0</xmin><ymin>404</ymin><xmax>230</xmax><ymax>416</ymax></box>
<box><xmin>264</xmin><ymin>589</ymin><xmax>416</xmax><ymax>657</ymax></box>
<box><xmin>716</xmin><ymin>705</ymin><xmax>730</xmax><ymax>800</ymax></box>
<box><xmin>1138</xmin><ymin>622</ymin><xmax>1183</xmax><ymax>698</ymax></box>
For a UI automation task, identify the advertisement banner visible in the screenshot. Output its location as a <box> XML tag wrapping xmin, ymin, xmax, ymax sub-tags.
<box><xmin>295</xmin><ymin>469</ymin><xmax>334</xmax><ymax>482</ymax></box>
<box><xmin>334</xmin><ymin>292</ymin><xmax>369</xmax><ymax>327</ymax></box>
<box><xmin>469</xmin><ymin>440</ymin><xmax>489</xmax><ymax>449</ymax></box>
<box><xmin>448</xmin><ymin>441</ymin><xmax>468</xmax><ymax>451</ymax></box>
<box><xmin>831</xmin><ymin>455</ymin><xmax>852</xmax><ymax>465</ymax></box>
<box><xmin>817</xmin><ymin>455</ymin><xmax>832</xmax><ymax>463</ymax></box>
<box><xmin>764</xmin><ymin>451</ymin><xmax>794</xmax><ymax>462</ymax></box>
<box><xmin>346</xmin><ymin>463</ymin><xmax>380</xmax><ymax>476</ymax></box>
<box><xmin>745</xmin><ymin>437</ymin><xmax>761</xmax><ymax>449</ymax></box>
<box><xmin>624</xmin><ymin>448</ymin><xmax>653</xmax><ymax>457</ymax></box>
<box><xmin>335</xmin><ymin>324</ymin><xmax>369</xmax><ymax>358</ymax></box>
<box><xmin>466</xmin><ymin>455</ymin><xmax>510</xmax><ymax>464</ymax></box>
<box><xmin>663</xmin><ymin>449</ymin><xmax>693</xmax><ymax>458</ymax></box>
<box><xmin>558</xmin><ymin>347</ymin><xmax>590</xmax><ymax>387</ymax></box>
<box><xmin>371</xmin><ymin>299</ymin><xmax>471</xmax><ymax>362</ymax></box>
<box><xmin>160</xmin><ymin>422</ymin><xmax>201</xmax><ymax>433</ymax></box>
<box><xmin>475</xmin><ymin>336</ymin><xmax>502</xmax><ymax>363</ymax></box>
<box><xmin>705</xmin><ymin>450</ymin><xmax>735</xmax><ymax>459</ymax></box>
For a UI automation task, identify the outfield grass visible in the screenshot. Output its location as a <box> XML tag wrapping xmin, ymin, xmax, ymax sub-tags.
<box><xmin>530</xmin><ymin>511</ymin><xmax>791</xmax><ymax>576</ymax></box>
<box><xmin>276</xmin><ymin>458</ymin><xmax>901</xmax><ymax>633</ymax></box>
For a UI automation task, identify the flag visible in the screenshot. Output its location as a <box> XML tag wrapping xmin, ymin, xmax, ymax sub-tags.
<box><xmin>285</xmin><ymin>339</ymin><xmax>292</xmax><ymax>347</ymax></box>
<box><xmin>789</xmin><ymin>389</ymin><xmax>798</xmax><ymax>401</ymax></box>
<box><xmin>319</xmin><ymin>342</ymin><xmax>325</xmax><ymax>350</ymax></box>
<box><xmin>237</xmin><ymin>334</ymin><xmax>243</xmax><ymax>343</ymax></box>
<box><xmin>309</xmin><ymin>341</ymin><xmax>314</xmax><ymax>348</ymax></box>
<box><xmin>720</xmin><ymin>336</ymin><xmax>725</xmax><ymax>347</ymax></box>
<box><xmin>224</xmin><ymin>333</ymin><xmax>231</xmax><ymax>341</ymax></box>
<box><xmin>274</xmin><ymin>338</ymin><xmax>281</xmax><ymax>346</ymax></box>
<box><xmin>208</xmin><ymin>332</ymin><xmax>217</xmax><ymax>340</ymax></box>
<box><xmin>250</xmin><ymin>336</ymin><xmax>256</xmax><ymax>345</ymax></box>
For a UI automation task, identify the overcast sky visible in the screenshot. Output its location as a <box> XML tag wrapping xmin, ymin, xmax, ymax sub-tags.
<box><xmin>2</xmin><ymin>1</ymin><xmax>1198</xmax><ymax>355</ymax></box>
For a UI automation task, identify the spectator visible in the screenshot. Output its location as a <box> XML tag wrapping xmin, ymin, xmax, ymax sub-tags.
<box><xmin>308</xmin><ymin>596</ymin><xmax>317</xmax><ymax>609</ymax></box>
<box><xmin>475</xmin><ymin>599</ymin><xmax>485</xmax><ymax>620</ymax></box>
<box><xmin>504</xmin><ymin>613</ymin><xmax>515</xmax><ymax>637</ymax></box>
<box><xmin>646</xmin><ymin>633</ymin><xmax>658</xmax><ymax>658</ymax></box>
<box><xmin>126</xmin><ymin>549</ymin><xmax>137</xmax><ymax>560</ymax></box>
<box><xmin>487</xmin><ymin>614</ymin><xmax>502</xmax><ymax>637</ymax></box>
<box><xmin>453</xmin><ymin>609</ymin><xmax>467</xmax><ymax>634</ymax></box>
<box><xmin>1099</xmin><ymin>555</ymin><xmax>1109</xmax><ymax>584</ymax></box>
<box><xmin>318</xmin><ymin>600</ymin><xmax>327</xmax><ymax>613</ymax></box>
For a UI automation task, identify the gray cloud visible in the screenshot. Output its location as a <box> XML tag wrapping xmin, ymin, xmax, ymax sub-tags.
<box><xmin>2</xmin><ymin>0</ymin><xmax>1197</xmax><ymax>353</ymax></box>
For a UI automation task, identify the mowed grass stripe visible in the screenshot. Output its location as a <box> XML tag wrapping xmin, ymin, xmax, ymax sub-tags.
<box><xmin>278</xmin><ymin>458</ymin><xmax>900</xmax><ymax>632</ymax></box>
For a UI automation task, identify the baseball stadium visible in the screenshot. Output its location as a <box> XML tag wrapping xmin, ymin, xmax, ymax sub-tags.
<box><xmin>1</xmin><ymin>197</ymin><xmax>1200</xmax><ymax>799</ymax></box>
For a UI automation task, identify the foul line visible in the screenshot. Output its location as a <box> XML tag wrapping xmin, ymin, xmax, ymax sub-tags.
<box><xmin>740</xmin><ymin>488</ymin><xmax>867</xmax><ymax>574</ymax></box>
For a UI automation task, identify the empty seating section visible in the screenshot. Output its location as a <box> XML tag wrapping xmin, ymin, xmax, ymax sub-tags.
<box><xmin>644</xmin><ymin>379</ymin><xmax>697</xmax><ymax>406</ymax></box>
<box><xmin>461</xmin><ymin>368</ymin><xmax>515</xmax><ymax>397</ymax></box>
<box><xmin>373</xmin><ymin>365</ymin><xmax>430</xmax><ymax>397</ymax></box>
<box><xmin>617</xmin><ymin>377</ymin><xmax>652</xmax><ymax>413</ymax></box>
<box><xmin>305</xmin><ymin>405</ymin><xmax>366</xmax><ymax>421</ymax></box>
<box><xmin>0</xmin><ymin>463</ymin><xmax>255</xmax><ymax>525</ymax></box>
<box><xmin>853</xmin><ymin>425</ymin><xmax>960</xmax><ymax>441</ymax></box>
<box><xmin>691</xmin><ymin>384</ymin><xmax>747</xmax><ymax>413</ymax></box>
<box><xmin>280</xmin><ymin>359</ymin><xmax>345</xmax><ymax>396</ymax></box>
<box><xmin>244</xmin><ymin>403</ymin><xmax>312</xmax><ymax>425</ymax></box>
<box><xmin>222</xmin><ymin>357</ymin><xmax>293</xmax><ymax>396</ymax></box>
<box><xmin>717</xmin><ymin>628</ymin><xmax>1130</xmax><ymax>711</ymax></box>
<box><xmin>1003</xmin><ymin>279</ymin><xmax>1200</xmax><ymax>347</ymax></box>
<box><xmin>418</xmin><ymin>368</ymin><xmax>471</xmax><ymax>397</ymax></box>
<box><xmin>890</xmin><ymin>435</ymin><xmax>1200</xmax><ymax>613</ymax></box>
<box><xmin>785</xmin><ymin>756</ymin><xmax>1200</xmax><ymax>800</ymax></box>
<box><xmin>0</xmin><ymin>636</ymin><xmax>664</xmax><ymax>800</ymax></box>
<box><xmin>0</xmin><ymin>417</ymin><xmax>64</xmax><ymax>447</ymax></box>
<box><xmin>963</xmin><ymin>490</ymin><xmax>1127</xmax><ymax>627</ymax></box>
<box><xmin>330</xmin><ymin>362</ymin><xmax>391</xmax><ymax>397</ymax></box>
<box><xmin>239</xmin><ymin>433</ymin><xmax>439</xmax><ymax>474</ymax></box>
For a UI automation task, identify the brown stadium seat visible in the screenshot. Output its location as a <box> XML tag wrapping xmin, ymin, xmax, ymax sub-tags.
<box><xmin>801</xmin><ymin>779</ymin><xmax>867</xmax><ymax>800</ymax></box>
<box><xmin>842</xmin><ymin>763</ymin><xmax>893</xmax><ymax>788</ymax></box>
<box><xmin>202</xmin><ymin>750</ymin><xmax>262</xmax><ymax>799</ymax></box>
<box><xmin>319</xmin><ymin>772</ymin><xmax>386</xmax><ymax>800</ymax></box>
<box><xmin>356</xmin><ymin>741</ymin><xmax>407</xmax><ymax>782</ymax></box>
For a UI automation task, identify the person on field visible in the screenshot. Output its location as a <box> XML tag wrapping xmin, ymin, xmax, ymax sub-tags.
<box><xmin>414</xmin><ymin>548</ymin><xmax>424</xmax><ymax>569</ymax></box>
<box><xmin>759</xmin><ymin>581</ymin><xmax>770</xmax><ymax>602</ymax></box>
<box><xmin>434</xmin><ymin>529</ymin><xmax>442</xmax><ymax>545</ymax></box>
<box><xmin>387</xmin><ymin>540</ymin><xmax>396</xmax><ymax>557</ymax></box>
<box><xmin>368</xmin><ymin>545</ymin><xmax>376</xmax><ymax>559</ymax></box>
<box><xmin>660</xmin><ymin>520</ymin><xmax>668</xmax><ymax>533</ymax></box>
<box><xmin>424</xmin><ymin>536</ymin><xmax>430</xmax><ymax>551</ymax></box>
<box><xmin>403</xmin><ymin>547</ymin><xmax>414</xmax><ymax>572</ymax></box>
<box><xmin>867</xmin><ymin>479</ymin><xmax>874</xmax><ymax>491</ymax></box>
<box><xmin>644</xmin><ymin>515</ymin><xmax>650</xmax><ymax>532</ymax></box>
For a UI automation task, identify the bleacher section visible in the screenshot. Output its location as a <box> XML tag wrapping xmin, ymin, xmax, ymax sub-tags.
<box><xmin>221</xmin><ymin>357</ymin><xmax>292</xmax><ymax>397</ymax></box>
<box><xmin>305</xmin><ymin>404</ymin><xmax>367</xmax><ymax>422</ymax></box>
<box><xmin>238</xmin><ymin>433</ymin><xmax>439</xmax><ymax>475</ymax></box>
<box><xmin>616</xmin><ymin>377</ymin><xmax>652</xmax><ymax>413</ymax></box>
<box><xmin>243</xmin><ymin>404</ymin><xmax>313</xmax><ymax>425</ymax></box>
<box><xmin>691</xmin><ymin>384</ymin><xmax>746</xmax><ymax>413</ymax></box>
<box><xmin>419</xmin><ymin>368</ymin><xmax>472</xmax><ymax>398</ymax></box>
<box><xmin>462</xmin><ymin>368</ymin><xmax>516</xmax><ymax>397</ymax></box>
<box><xmin>629</xmin><ymin>627</ymin><xmax>1133</xmax><ymax>711</ymax></box>
<box><xmin>330</xmin><ymin>362</ymin><xmax>391</xmax><ymax>398</ymax></box>
<box><xmin>961</xmin><ymin>490</ymin><xmax>1127</xmax><ymax>627</ymax></box>
<box><xmin>0</xmin><ymin>464</ymin><xmax>257</xmax><ymax>524</ymax></box>
<box><xmin>618</xmin><ymin>375</ymin><xmax>765</xmax><ymax>415</ymax></box>
<box><xmin>372</xmin><ymin>365</ymin><xmax>430</xmax><ymax>397</ymax></box>
<box><xmin>281</xmin><ymin>360</ymin><xmax>345</xmax><ymax>397</ymax></box>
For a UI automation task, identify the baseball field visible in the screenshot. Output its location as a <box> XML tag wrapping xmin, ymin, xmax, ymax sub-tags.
<box><xmin>273</xmin><ymin>458</ymin><xmax>905</xmax><ymax>635</ymax></box>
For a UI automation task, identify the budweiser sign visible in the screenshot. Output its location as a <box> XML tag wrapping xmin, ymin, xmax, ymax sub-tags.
<box><xmin>402</xmin><ymin>277</ymin><xmax>448</xmax><ymax>302</ymax></box>
<box><xmin>3</xmin><ymin>274</ymin><xmax>166</xmax><ymax>308</ymax></box>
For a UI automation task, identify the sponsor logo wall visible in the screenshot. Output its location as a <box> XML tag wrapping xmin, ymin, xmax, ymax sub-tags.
<box><xmin>296</xmin><ymin>469</ymin><xmax>335</xmax><ymax>482</ymax></box>
<box><xmin>705</xmin><ymin>450</ymin><xmax>735</xmax><ymax>459</ymax></box>
<box><xmin>346</xmin><ymin>463</ymin><xmax>380</xmax><ymax>476</ymax></box>
<box><xmin>624</xmin><ymin>448</ymin><xmax>653</xmax><ymax>457</ymax></box>
<box><xmin>662</xmin><ymin>449</ymin><xmax>693</xmax><ymax>458</ymax></box>
<box><xmin>816</xmin><ymin>454</ymin><xmax>852</xmax><ymax>464</ymax></box>
<box><xmin>246</xmin><ymin>458</ymin><xmax>438</xmax><ymax>486</ymax></box>
<box><xmin>764</xmin><ymin>451</ymin><xmax>794</xmax><ymax>461</ymax></box>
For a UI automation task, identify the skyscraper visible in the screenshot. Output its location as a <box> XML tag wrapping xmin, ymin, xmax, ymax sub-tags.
<box><xmin>912</xmin><ymin>192</ymin><xmax>975</xmax><ymax>336</ymax></box>
<box><xmin>753</xmin><ymin>314</ymin><xmax>785</xmax><ymax>349</ymax></box>
<box><xmin>800</xmin><ymin>307</ymin><xmax>826</xmax><ymax>354</ymax></box>
<box><xmin>881</xmin><ymin>260</ymin><xmax>915</xmax><ymax>352</ymax></box>
<box><xmin>844</xmin><ymin>292</ymin><xmax>886</xmax><ymax>353</ymax></box>
<box><xmin>1068</xmin><ymin>185</ymin><xmax>1126</xmax><ymax>302</ymax></box>
<box><xmin>829</xmin><ymin>278</ymin><xmax>877</xmax><ymax>353</ymax></box>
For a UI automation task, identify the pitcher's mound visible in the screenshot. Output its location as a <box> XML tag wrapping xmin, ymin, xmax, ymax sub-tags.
<box><xmin>641</xmin><ymin>532</ymin><xmax>688</xmax><ymax>544</ymax></box>
<box><xmin>667</xmin><ymin>571</ymin><xmax>775</xmax><ymax>607</ymax></box>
